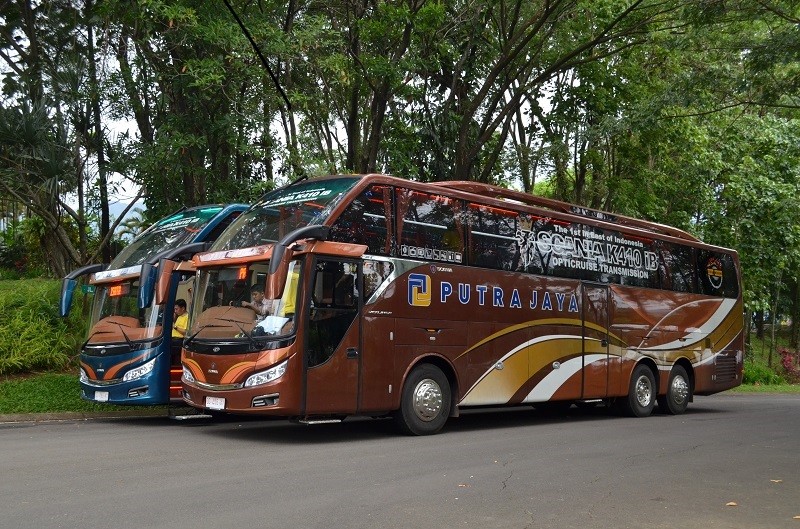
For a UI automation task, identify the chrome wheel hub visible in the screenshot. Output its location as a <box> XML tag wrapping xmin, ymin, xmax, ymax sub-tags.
<box><xmin>412</xmin><ymin>378</ymin><xmax>443</xmax><ymax>422</ymax></box>
<box><xmin>635</xmin><ymin>375</ymin><xmax>653</xmax><ymax>407</ymax></box>
<box><xmin>671</xmin><ymin>375</ymin><xmax>689</xmax><ymax>405</ymax></box>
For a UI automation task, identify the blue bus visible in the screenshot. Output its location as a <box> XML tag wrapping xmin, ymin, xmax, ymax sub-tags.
<box><xmin>60</xmin><ymin>204</ymin><xmax>247</xmax><ymax>405</ymax></box>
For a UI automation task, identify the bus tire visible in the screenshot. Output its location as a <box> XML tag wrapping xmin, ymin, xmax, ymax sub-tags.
<box><xmin>619</xmin><ymin>363</ymin><xmax>656</xmax><ymax>417</ymax></box>
<box><xmin>394</xmin><ymin>364</ymin><xmax>451</xmax><ymax>436</ymax></box>
<box><xmin>657</xmin><ymin>365</ymin><xmax>691</xmax><ymax>415</ymax></box>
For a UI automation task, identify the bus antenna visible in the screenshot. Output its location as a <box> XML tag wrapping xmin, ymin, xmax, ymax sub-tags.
<box><xmin>222</xmin><ymin>0</ymin><xmax>292</xmax><ymax>112</ymax></box>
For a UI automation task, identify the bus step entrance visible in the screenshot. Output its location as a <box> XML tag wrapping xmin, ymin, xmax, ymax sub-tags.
<box><xmin>297</xmin><ymin>417</ymin><xmax>344</xmax><ymax>425</ymax></box>
<box><xmin>168</xmin><ymin>405</ymin><xmax>212</xmax><ymax>421</ymax></box>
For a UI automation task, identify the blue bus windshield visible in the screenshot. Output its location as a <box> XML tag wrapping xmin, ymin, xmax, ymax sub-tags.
<box><xmin>110</xmin><ymin>206</ymin><xmax>225</xmax><ymax>269</ymax></box>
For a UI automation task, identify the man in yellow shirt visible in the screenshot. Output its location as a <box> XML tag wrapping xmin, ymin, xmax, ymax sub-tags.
<box><xmin>172</xmin><ymin>299</ymin><xmax>189</xmax><ymax>338</ymax></box>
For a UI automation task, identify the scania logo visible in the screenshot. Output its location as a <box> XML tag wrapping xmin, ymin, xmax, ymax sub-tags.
<box><xmin>100</xmin><ymin>349</ymin><xmax>106</xmax><ymax>355</ymax></box>
<box><xmin>213</xmin><ymin>346</ymin><xmax>221</xmax><ymax>353</ymax></box>
<box><xmin>208</xmin><ymin>362</ymin><xmax>219</xmax><ymax>375</ymax></box>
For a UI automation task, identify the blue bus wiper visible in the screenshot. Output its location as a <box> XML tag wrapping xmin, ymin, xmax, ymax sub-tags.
<box><xmin>113</xmin><ymin>323</ymin><xmax>137</xmax><ymax>350</ymax></box>
<box><xmin>81</xmin><ymin>330</ymin><xmax>112</xmax><ymax>349</ymax></box>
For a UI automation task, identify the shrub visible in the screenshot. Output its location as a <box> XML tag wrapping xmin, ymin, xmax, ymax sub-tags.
<box><xmin>0</xmin><ymin>279</ymin><xmax>87</xmax><ymax>375</ymax></box>
<box><xmin>778</xmin><ymin>348</ymin><xmax>800</xmax><ymax>383</ymax></box>
<box><xmin>742</xmin><ymin>361</ymin><xmax>786</xmax><ymax>385</ymax></box>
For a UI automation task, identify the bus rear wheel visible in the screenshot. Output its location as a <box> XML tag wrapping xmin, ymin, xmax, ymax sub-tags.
<box><xmin>657</xmin><ymin>365</ymin><xmax>691</xmax><ymax>415</ymax></box>
<box><xmin>618</xmin><ymin>363</ymin><xmax>656</xmax><ymax>417</ymax></box>
<box><xmin>394</xmin><ymin>364</ymin><xmax>451</xmax><ymax>436</ymax></box>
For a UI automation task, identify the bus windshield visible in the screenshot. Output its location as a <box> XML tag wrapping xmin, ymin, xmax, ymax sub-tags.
<box><xmin>188</xmin><ymin>260</ymin><xmax>302</xmax><ymax>345</ymax></box>
<box><xmin>111</xmin><ymin>206</ymin><xmax>226</xmax><ymax>268</ymax></box>
<box><xmin>211</xmin><ymin>178</ymin><xmax>359</xmax><ymax>251</ymax></box>
<box><xmin>86</xmin><ymin>279</ymin><xmax>162</xmax><ymax>345</ymax></box>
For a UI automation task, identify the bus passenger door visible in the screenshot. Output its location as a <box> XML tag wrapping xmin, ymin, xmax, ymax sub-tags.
<box><xmin>582</xmin><ymin>284</ymin><xmax>609</xmax><ymax>398</ymax></box>
<box><xmin>304</xmin><ymin>258</ymin><xmax>361</xmax><ymax>415</ymax></box>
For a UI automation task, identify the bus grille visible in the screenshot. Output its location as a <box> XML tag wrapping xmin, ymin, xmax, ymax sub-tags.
<box><xmin>714</xmin><ymin>355</ymin><xmax>737</xmax><ymax>383</ymax></box>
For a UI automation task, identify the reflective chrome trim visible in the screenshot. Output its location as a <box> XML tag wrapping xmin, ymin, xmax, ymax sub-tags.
<box><xmin>84</xmin><ymin>378</ymin><xmax>122</xmax><ymax>387</ymax></box>
<box><xmin>191</xmin><ymin>379</ymin><xmax>244</xmax><ymax>391</ymax></box>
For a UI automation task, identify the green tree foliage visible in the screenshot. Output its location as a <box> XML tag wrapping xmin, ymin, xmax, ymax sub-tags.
<box><xmin>1</xmin><ymin>0</ymin><xmax>799</xmax><ymax>333</ymax></box>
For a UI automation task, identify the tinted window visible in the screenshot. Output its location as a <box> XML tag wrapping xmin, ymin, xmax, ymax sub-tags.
<box><xmin>204</xmin><ymin>210</ymin><xmax>242</xmax><ymax>242</ymax></box>
<box><xmin>308</xmin><ymin>260</ymin><xmax>358</xmax><ymax>367</ymax></box>
<box><xmin>659</xmin><ymin>242</ymin><xmax>695</xmax><ymax>293</ymax></box>
<box><xmin>329</xmin><ymin>185</ymin><xmax>392</xmax><ymax>255</ymax></box>
<box><xmin>396</xmin><ymin>189</ymin><xmax>464</xmax><ymax>264</ymax></box>
<box><xmin>468</xmin><ymin>203</ymin><xmax>519</xmax><ymax>270</ymax></box>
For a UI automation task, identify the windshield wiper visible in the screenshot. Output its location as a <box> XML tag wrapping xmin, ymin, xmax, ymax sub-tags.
<box><xmin>81</xmin><ymin>330</ymin><xmax>112</xmax><ymax>349</ymax></box>
<box><xmin>217</xmin><ymin>318</ymin><xmax>263</xmax><ymax>349</ymax></box>
<box><xmin>183</xmin><ymin>324</ymin><xmax>227</xmax><ymax>347</ymax></box>
<box><xmin>113</xmin><ymin>323</ymin><xmax>137</xmax><ymax>350</ymax></box>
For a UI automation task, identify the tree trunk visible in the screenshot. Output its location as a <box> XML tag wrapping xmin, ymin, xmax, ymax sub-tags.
<box><xmin>86</xmin><ymin>0</ymin><xmax>111</xmax><ymax>262</ymax></box>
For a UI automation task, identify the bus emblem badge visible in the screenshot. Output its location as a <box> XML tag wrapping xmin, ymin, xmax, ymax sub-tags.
<box><xmin>408</xmin><ymin>273</ymin><xmax>431</xmax><ymax>307</ymax></box>
<box><xmin>706</xmin><ymin>258</ymin><xmax>724</xmax><ymax>290</ymax></box>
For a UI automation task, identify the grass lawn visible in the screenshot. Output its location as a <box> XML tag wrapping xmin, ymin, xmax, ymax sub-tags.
<box><xmin>0</xmin><ymin>372</ymin><xmax>145</xmax><ymax>414</ymax></box>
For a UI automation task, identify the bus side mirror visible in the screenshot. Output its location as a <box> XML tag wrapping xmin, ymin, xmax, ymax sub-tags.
<box><xmin>155</xmin><ymin>258</ymin><xmax>177</xmax><ymax>306</ymax></box>
<box><xmin>60</xmin><ymin>263</ymin><xmax>107</xmax><ymax>317</ymax></box>
<box><xmin>265</xmin><ymin>225</ymin><xmax>330</xmax><ymax>299</ymax></box>
<box><xmin>265</xmin><ymin>248</ymin><xmax>290</xmax><ymax>300</ymax></box>
<box><xmin>138</xmin><ymin>262</ymin><xmax>158</xmax><ymax>309</ymax></box>
<box><xmin>60</xmin><ymin>278</ymin><xmax>77</xmax><ymax>318</ymax></box>
<box><xmin>139</xmin><ymin>241</ymin><xmax>208</xmax><ymax>309</ymax></box>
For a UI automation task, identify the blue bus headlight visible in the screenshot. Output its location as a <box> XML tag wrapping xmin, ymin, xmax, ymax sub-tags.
<box><xmin>123</xmin><ymin>358</ymin><xmax>156</xmax><ymax>382</ymax></box>
<box><xmin>244</xmin><ymin>360</ymin><xmax>287</xmax><ymax>387</ymax></box>
<box><xmin>79</xmin><ymin>368</ymin><xmax>88</xmax><ymax>384</ymax></box>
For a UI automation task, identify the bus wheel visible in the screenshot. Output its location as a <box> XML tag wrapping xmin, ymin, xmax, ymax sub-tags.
<box><xmin>619</xmin><ymin>364</ymin><xmax>656</xmax><ymax>417</ymax></box>
<box><xmin>394</xmin><ymin>364</ymin><xmax>451</xmax><ymax>436</ymax></box>
<box><xmin>657</xmin><ymin>365</ymin><xmax>691</xmax><ymax>415</ymax></box>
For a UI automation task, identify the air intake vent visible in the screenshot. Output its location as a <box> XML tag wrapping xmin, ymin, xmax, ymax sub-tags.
<box><xmin>714</xmin><ymin>355</ymin><xmax>737</xmax><ymax>383</ymax></box>
<box><xmin>128</xmin><ymin>386</ymin><xmax>149</xmax><ymax>398</ymax></box>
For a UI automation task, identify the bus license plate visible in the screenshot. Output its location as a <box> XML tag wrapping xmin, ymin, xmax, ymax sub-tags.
<box><xmin>95</xmin><ymin>391</ymin><xmax>109</xmax><ymax>402</ymax></box>
<box><xmin>206</xmin><ymin>396</ymin><xmax>225</xmax><ymax>410</ymax></box>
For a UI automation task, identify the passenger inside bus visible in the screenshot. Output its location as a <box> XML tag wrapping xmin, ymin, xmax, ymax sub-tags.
<box><xmin>253</xmin><ymin>267</ymin><xmax>300</xmax><ymax>336</ymax></box>
<box><xmin>171</xmin><ymin>298</ymin><xmax>189</xmax><ymax>364</ymax></box>
<box><xmin>242</xmin><ymin>284</ymin><xmax>270</xmax><ymax>320</ymax></box>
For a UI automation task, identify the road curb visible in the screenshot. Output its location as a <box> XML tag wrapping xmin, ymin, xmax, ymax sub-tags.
<box><xmin>0</xmin><ymin>408</ymin><xmax>171</xmax><ymax>424</ymax></box>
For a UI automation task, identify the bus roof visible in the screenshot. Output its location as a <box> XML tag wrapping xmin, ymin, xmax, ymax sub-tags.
<box><xmin>431</xmin><ymin>181</ymin><xmax>700</xmax><ymax>243</ymax></box>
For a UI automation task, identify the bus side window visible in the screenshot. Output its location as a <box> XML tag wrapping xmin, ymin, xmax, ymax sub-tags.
<box><xmin>659</xmin><ymin>243</ymin><xmax>696</xmax><ymax>293</ymax></box>
<box><xmin>329</xmin><ymin>185</ymin><xmax>392</xmax><ymax>255</ymax></box>
<box><xmin>313</xmin><ymin>271</ymin><xmax>335</xmax><ymax>306</ymax></box>
<box><xmin>308</xmin><ymin>260</ymin><xmax>359</xmax><ymax>367</ymax></box>
<box><xmin>397</xmin><ymin>189</ymin><xmax>464</xmax><ymax>262</ymax></box>
<box><xmin>468</xmin><ymin>203</ymin><xmax>518</xmax><ymax>270</ymax></box>
<box><xmin>334</xmin><ymin>274</ymin><xmax>355</xmax><ymax>307</ymax></box>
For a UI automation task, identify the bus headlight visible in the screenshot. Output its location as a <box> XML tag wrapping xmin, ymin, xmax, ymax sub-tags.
<box><xmin>79</xmin><ymin>368</ymin><xmax>88</xmax><ymax>383</ymax></box>
<box><xmin>123</xmin><ymin>358</ymin><xmax>156</xmax><ymax>382</ymax></box>
<box><xmin>182</xmin><ymin>365</ymin><xmax>195</xmax><ymax>384</ymax></box>
<box><xmin>244</xmin><ymin>360</ymin><xmax>287</xmax><ymax>387</ymax></box>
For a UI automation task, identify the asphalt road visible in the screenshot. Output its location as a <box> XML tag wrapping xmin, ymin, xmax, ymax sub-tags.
<box><xmin>1</xmin><ymin>394</ymin><xmax>798</xmax><ymax>529</ymax></box>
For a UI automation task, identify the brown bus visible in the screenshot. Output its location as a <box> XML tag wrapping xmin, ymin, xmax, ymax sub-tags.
<box><xmin>177</xmin><ymin>174</ymin><xmax>743</xmax><ymax>434</ymax></box>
